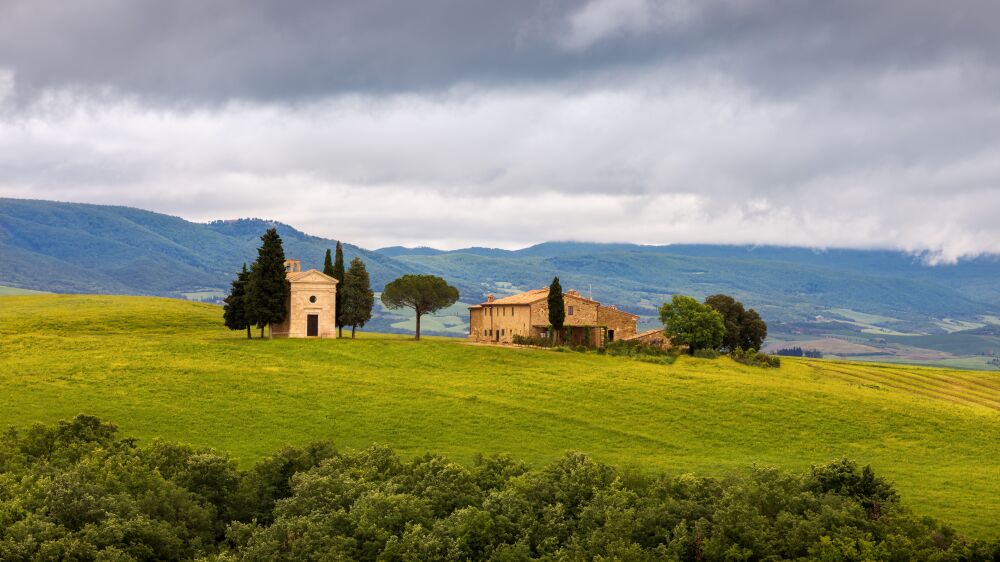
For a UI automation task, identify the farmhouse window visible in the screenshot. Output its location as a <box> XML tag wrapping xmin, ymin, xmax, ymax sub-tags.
<box><xmin>568</xmin><ymin>305</ymin><xmax>574</xmax><ymax>316</ymax></box>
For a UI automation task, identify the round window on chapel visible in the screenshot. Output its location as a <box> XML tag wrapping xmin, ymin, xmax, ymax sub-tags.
<box><xmin>309</xmin><ymin>295</ymin><xmax>317</xmax><ymax>303</ymax></box>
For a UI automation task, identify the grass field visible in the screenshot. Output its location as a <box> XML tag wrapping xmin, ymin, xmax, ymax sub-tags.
<box><xmin>1</xmin><ymin>295</ymin><xmax>998</xmax><ymax>539</ymax></box>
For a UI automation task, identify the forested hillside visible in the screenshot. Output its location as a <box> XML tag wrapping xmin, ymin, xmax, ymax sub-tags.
<box><xmin>3</xmin><ymin>198</ymin><xmax>1000</xmax><ymax>361</ymax></box>
<box><xmin>0</xmin><ymin>198</ymin><xmax>409</xmax><ymax>298</ymax></box>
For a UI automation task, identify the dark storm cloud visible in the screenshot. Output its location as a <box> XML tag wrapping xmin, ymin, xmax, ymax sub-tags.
<box><xmin>1</xmin><ymin>0</ymin><xmax>998</xmax><ymax>102</ymax></box>
<box><xmin>1</xmin><ymin>0</ymin><xmax>999</xmax><ymax>260</ymax></box>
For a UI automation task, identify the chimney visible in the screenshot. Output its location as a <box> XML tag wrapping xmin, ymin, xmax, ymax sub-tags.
<box><xmin>567</xmin><ymin>289</ymin><xmax>580</xmax><ymax>296</ymax></box>
<box><xmin>486</xmin><ymin>294</ymin><xmax>495</xmax><ymax>303</ymax></box>
<box><xmin>609</xmin><ymin>305</ymin><xmax>617</xmax><ymax>310</ymax></box>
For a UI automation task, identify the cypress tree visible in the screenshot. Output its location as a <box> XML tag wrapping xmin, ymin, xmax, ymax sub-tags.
<box><xmin>548</xmin><ymin>276</ymin><xmax>565</xmax><ymax>344</ymax></box>
<box><xmin>332</xmin><ymin>241</ymin><xmax>346</xmax><ymax>337</ymax></box>
<box><xmin>247</xmin><ymin>228</ymin><xmax>290</xmax><ymax>339</ymax></box>
<box><xmin>323</xmin><ymin>248</ymin><xmax>335</xmax><ymax>277</ymax></box>
<box><xmin>223</xmin><ymin>263</ymin><xmax>252</xmax><ymax>339</ymax></box>
<box><xmin>341</xmin><ymin>257</ymin><xmax>374</xmax><ymax>339</ymax></box>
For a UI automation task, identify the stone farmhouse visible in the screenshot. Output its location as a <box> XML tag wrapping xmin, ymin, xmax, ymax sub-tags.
<box><xmin>271</xmin><ymin>259</ymin><xmax>339</xmax><ymax>338</ymax></box>
<box><xmin>468</xmin><ymin>287</ymin><xmax>639</xmax><ymax>347</ymax></box>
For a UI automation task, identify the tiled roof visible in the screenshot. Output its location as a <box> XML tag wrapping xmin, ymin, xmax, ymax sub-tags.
<box><xmin>478</xmin><ymin>288</ymin><xmax>610</xmax><ymax>307</ymax></box>
<box><xmin>484</xmin><ymin>288</ymin><xmax>549</xmax><ymax>305</ymax></box>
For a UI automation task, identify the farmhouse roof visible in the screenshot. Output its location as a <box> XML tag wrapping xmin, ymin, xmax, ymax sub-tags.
<box><xmin>482</xmin><ymin>288</ymin><xmax>549</xmax><ymax>305</ymax></box>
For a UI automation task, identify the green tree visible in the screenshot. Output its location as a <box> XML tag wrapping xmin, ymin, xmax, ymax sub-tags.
<box><xmin>381</xmin><ymin>275</ymin><xmax>459</xmax><ymax>340</ymax></box>
<box><xmin>548</xmin><ymin>276</ymin><xmax>566</xmax><ymax>343</ymax></box>
<box><xmin>247</xmin><ymin>228</ymin><xmax>290</xmax><ymax>339</ymax></box>
<box><xmin>341</xmin><ymin>257</ymin><xmax>374</xmax><ymax>338</ymax></box>
<box><xmin>704</xmin><ymin>294</ymin><xmax>768</xmax><ymax>351</ymax></box>
<box><xmin>659</xmin><ymin>294</ymin><xmax>725</xmax><ymax>354</ymax></box>
<box><xmin>332</xmin><ymin>241</ymin><xmax>346</xmax><ymax>337</ymax></box>
<box><xmin>323</xmin><ymin>248</ymin><xmax>335</xmax><ymax>277</ymax></box>
<box><xmin>223</xmin><ymin>263</ymin><xmax>252</xmax><ymax>339</ymax></box>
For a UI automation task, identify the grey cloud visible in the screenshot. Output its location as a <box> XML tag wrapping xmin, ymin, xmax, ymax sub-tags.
<box><xmin>1</xmin><ymin>0</ymin><xmax>999</xmax><ymax>103</ymax></box>
<box><xmin>1</xmin><ymin>0</ymin><xmax>1000</xmax><ymax>261</ymax></box>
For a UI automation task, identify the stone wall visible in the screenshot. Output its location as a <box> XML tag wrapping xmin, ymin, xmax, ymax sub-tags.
<box><xmin>469</xmin><ymin>304</ymin><xmax>534</xmax><ymax>343</ymax></box>
<box><xmin>598</xmin><ymin>306</ymin><xmax>639</xmax><ymax>341</ymax></box>
<box><xmin>624</xmin><ymin>329</ymin><xmax>671</xmax><ymax>350</ymax></box>
<box><xmin>529</xmin><ymin>294</ymin><xmax>600</xmax><ymax>328</ymax></box>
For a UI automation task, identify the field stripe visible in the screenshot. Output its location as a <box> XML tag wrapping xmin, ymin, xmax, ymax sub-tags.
<box><xmin>817</xmin><ymin>364</ymin><xmax>1000</xmax><ymax>411</ymax></box>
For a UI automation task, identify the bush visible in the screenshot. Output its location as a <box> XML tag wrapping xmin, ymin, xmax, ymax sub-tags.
<box><xmin>730</xmin><ymin>347</ymin><xmax>781</xmax><ymax>368</ymax></box>
<box><xmin>604</xmin><ymin>339</ymin><xmax>670</xmax><ymax>357</ymax></box>
<box><xmin>511</xmin><ymin>334</ymin><xmax>551</xmax><ymax>347</ymax></box>
<box><xmin>693</xmin><ymin>348</ymin><xmax>720</xmax><ymax>359</ymax></box>
<box><xmin>573</xmin><ymin>344</ymin><xmax>589</xmax><ymax>353</ymax></box>
<box><xmin>604</xmin><ymin>339</ymin><xmax>678</xmax><ymax>365</ymax></box>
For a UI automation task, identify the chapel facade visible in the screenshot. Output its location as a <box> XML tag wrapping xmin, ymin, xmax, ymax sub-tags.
<box><xmin>270</xmin><ymin>259</ymin><xmax>339</xmax><ymax>338</ymax></box>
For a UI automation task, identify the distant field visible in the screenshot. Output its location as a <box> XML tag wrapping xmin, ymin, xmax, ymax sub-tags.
<box><xmin>0</xmin><ymin>284</ymin><xmax>48</xmax><ymax>296</ymax></box>
<box><xmin>1</xmin><ymin>295</ymin><xmax>998</xmax><ymax>539</ymax></box>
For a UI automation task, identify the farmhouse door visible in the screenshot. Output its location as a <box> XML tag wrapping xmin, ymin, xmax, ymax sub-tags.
<box><xmin>307</xmin><ymin>314</ymin><xmax>319</xmax><ymax>337</ymax></box>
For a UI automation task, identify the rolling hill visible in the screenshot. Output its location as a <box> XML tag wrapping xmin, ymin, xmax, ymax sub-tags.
<box><xmin>3</xmin><ymin>198</ymin><xmax>1000</xmax><ymax>363</ymax></box>
<box><xmin>0</xmin><ymin>294</ymin><xmax>997</xmax><ymax>538</ymax></box>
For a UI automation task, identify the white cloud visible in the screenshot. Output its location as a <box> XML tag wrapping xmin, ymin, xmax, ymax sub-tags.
<box><xmin>559</xmin><ymin>0</ymin><xmax>699</xmax><ymax>50</ymax></box>
<box><xmin>1</xmin><ymin>58</ymin><xmax>999</xmax><ymax>260</ymax></box>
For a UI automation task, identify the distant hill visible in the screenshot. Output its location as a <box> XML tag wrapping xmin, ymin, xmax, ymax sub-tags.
<box><xmin>3</xmin><ymin>198</ymin><xmax>999</xmax><ymax>364</ymax></box>
<box><xmin>0</xmin><ymin>198</ymin><xmax>410</xmax><ymax>298</ymax></box>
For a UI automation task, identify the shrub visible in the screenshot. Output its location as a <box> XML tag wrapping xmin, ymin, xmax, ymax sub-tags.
<box><xmin>693</xmin><ymin>348</ymin><xmax>720</xmax><ymax>359</ymax></box>
<box><xmin>730</xmin><ymin>347</ymin><xmax>781</xmax><ymax>368</ymax></box>
<box><xmin>604</xmin><ymin>339</ymin><xmax>670</xmax><ymax>357</ymax></box>
<box><xmin>573</xmin><ymin>345</ymin><xmax>589</xmax><ymax>353</ymax></box>
<box><xmin>511</xmin><ymin>334</ymin><xmax>551</xmax><ymax>347</ymax></box>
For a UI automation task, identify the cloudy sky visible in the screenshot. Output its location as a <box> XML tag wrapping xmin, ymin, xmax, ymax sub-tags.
<box><xmin>1</xmin><ymin>0</ymin><xmax>998</xmax><ymax>261</ymax></box>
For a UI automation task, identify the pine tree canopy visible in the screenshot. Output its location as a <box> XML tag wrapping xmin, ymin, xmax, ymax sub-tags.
<box><xmin>341</xmin><ymin>257</ymin><xmax>374</xmax><ymax>336</ymax></box>
<box><xmin>223</xmin><ymin>263</ymin><xmax>251</xmax><ymax>336</ymax></box>
<box><xmin>380</xmin><ymin>274</ymin><xmax>459</xmax><ymax>340</ymax></box>
<box><xmin>548</xmin><ymin>276</ymin><xmax>565</xmax><ymax>331</ymax></box>
<box><xmin>333</xmin><ymin>242</ymin><xmax>346</xmax><ymax>330</ymax></box>
<box><xmin>247</xmin><ymin>228</ymin><xmax>290</xmax><ymax>335</ymax></box>
<box><xmin>323</xmin><ymin>248</ymin><xmax>335</xmax><ymax>277</ymax></box>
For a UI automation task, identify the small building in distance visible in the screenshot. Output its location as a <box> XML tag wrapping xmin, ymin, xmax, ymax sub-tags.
<box><xmin>468</xmin><ymin>287</ymin><xmax>638</xmax><ymax>347</ymax></box>
<box><xmin>271</xmin><ymin>259</ymin><xmax>338</xmax><ymax>338</ymax></box>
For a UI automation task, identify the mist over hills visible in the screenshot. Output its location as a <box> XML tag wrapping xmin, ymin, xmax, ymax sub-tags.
<box><xmin>3</xmin><ymin>198</ymin><xmax>999</xmax><ymax>366</ymax></box>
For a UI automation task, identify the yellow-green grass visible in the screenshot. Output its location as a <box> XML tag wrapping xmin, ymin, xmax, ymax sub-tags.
<box><xmin>2</xmin><ymin>295</ymin><xmax>998</xmax><ymax>538</ymax></box>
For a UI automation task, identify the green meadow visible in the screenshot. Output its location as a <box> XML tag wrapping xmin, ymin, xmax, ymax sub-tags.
<box><xmin>1</xmin><ymin>295</ymin><xmax>998</xmax><ymax>538</ymax></box>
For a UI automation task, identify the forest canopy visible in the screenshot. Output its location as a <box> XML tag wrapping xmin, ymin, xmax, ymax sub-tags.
<box><xmin>0</xmin><ymin>416</ymin><xmax>995</xmax><ymax>561</ymax></box>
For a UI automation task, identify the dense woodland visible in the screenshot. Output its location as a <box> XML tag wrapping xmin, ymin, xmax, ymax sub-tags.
<box><xmin>1</xmin><ymin>416</ymin><xmax>996</xmax><ymax>561</ymax></box>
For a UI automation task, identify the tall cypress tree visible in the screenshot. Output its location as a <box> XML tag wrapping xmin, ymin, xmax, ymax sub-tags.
<box><xmin>247</xmin><ymin>228</ymin><xmax>290</xmax><ymax>339</ymax></box>
<box><xmin>332</xmin><ymin>241</ymin><xmax>346</xmax><ymax>337</ymax></box>
<box><xmin>223</xmin><ymin>263</ymin><xmax>252</xmax><ymax>339</ymax></box>
<box><xmin>323</xmin><ymin>248</ymin><xmax>335</xmax><ymax>277</ymax></box>
<box><xmin>548</xmin><ymin>276</ymin><xmax>565</xmax><ymax>343</ymax></box>
<box><xmin>341</xmin><ymin>257</ymin><xmax>374</xmax><ymax>339</ymax></box>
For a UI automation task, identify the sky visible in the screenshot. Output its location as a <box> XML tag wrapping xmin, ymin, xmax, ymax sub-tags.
<box><xmin>1</xmin><ymin>0</ymin><xmax>999</xmax><ymax>262</ymax></box>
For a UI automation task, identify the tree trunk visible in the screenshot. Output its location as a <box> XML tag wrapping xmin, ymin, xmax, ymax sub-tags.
<box><xmin>260</xmin><ymin>325</ymin><xmax>265</xmax><ymax>339</ymax></box>
<box><xmin>415</xmin><ymin>311</ymin><xmax>422</xmax><ymax>341</ymax></box>
<box><xmin>246</xmin><ymin>325</ymin><xmax>251</xmax><ymax>339</ymax></box>
<box><xmin>338</xmin><ymin>325</ymin><xmax>343</xmax><ymax>338</ymax></box>
<box><xmin>351</xmin><ymin>325</ymin><xmax>356</xmax><ymax>339</ymax></box>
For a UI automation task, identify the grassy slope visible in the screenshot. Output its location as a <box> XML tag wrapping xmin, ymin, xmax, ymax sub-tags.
<box><xmin>1</xmin><ymin>295</ymin><xmax>998</xmax><ymax>538</ymax></box>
